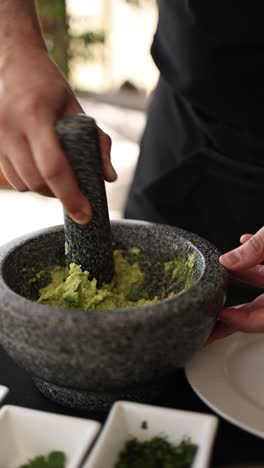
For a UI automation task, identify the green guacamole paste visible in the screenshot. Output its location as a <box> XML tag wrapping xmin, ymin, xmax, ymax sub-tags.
<box><xmin>37</xmin><ymin>249</ymin><xmax>195</xmax><ymax>311</ymax></box>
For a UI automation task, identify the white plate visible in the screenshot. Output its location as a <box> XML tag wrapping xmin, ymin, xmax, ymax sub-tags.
<box><xmin>185</xmin><ymin>332</ymin><xmax>264</xmax><ymax>438</ymax></box>
<box><xmin>0</xmin><ymin>385</ymin><xmax>8</xmax><ymax>404</ymax></box>
<box><xmin>0</xmin><ymin>405</ymin><xmax>101</xmax><ymax>468</ymax></box>
<box><xmin>84</xmin><ymin>401</ymin><xmax>218</xmax><ymax>468</ymax></box>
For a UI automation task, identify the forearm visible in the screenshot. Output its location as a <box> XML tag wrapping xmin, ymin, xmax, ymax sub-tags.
<box><xmin>0</xmin><ymin>1</ymin><xmax>114</xmax><ymax>225</ymax></box>
<box><xmin>0</xmin><ymin>0</ymin><xmax>46</xmax><ymax>61</ymax></box>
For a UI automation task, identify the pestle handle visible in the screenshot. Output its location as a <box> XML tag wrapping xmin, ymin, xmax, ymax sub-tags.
<box><xmin>56</xmin><ymin>115</ymin><xmax>114</xmax><ymax>286</ymax></box>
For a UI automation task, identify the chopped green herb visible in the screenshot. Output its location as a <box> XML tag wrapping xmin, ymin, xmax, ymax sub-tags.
<box><xmin>141</xmin><ymin>420</ymin><xmax>148</xmax><ymax>430</ymax></box>
<box><xmin>18</xmin><ymin>451</ymin><xmax>66</xmax><ymax>468</ymax></box>
<box><xmin>114</xmin><ymin>436</ymin><xmax>198</xmax><ymax>468</ymax></box>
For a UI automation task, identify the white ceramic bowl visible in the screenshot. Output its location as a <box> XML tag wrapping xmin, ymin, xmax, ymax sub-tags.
<box><xmin>0</xmin><ymin>385</ymin><xmax>8</xmax><ymax>404</ymax></box>
<box><xmin>0</xmin><ymin>405</ymin><xmax>101</xmax><ymax>468</ymax></box>
<box><xmin>84</xmin><ymin>401</ymin><xmax>218</xmax><ymax>468</ymax></box>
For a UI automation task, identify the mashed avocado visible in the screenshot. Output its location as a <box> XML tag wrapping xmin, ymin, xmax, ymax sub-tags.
<box><xmin>36</xmin><ymin>249</ymin><xmax>196</xmax><ymax>311</ymax></box>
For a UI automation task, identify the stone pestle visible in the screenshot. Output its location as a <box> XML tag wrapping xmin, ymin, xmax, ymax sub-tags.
<box><xmin>56</xmin><ymin>114</ymin><xmax>114</xmax><ymax>286</ymax></box>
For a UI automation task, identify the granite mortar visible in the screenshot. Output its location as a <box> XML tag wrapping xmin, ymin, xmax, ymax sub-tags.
<box><xmin>0</xmin><ymin>220</ymin><xmax>227</xmax><ymax>411</ymax></box>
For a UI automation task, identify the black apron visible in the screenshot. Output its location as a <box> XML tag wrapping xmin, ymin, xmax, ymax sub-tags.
<box><xmin>125</xmin><ymin>77</ymin><xmax>264</xmax><ymax>304</ymax></box>
<box><xmin>151</xmin><ymin>0</ymin><xmax>264</xmax><ymax>127</ymax></box>
<box><xmin>125</xmin><ymin>1</ymin><xmax>264</xmax><ymax>304</ymax></box>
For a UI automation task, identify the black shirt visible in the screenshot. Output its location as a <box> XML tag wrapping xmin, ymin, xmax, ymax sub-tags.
<box><xmin>151</xmin><ymin>0</ymin><xmax>264</xmax><ymax>128</ymax></box>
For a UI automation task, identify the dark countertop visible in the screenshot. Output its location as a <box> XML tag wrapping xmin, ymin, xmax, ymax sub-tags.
<box><xmin>0</xmin><ymin>344</ymin><xmax>263</xmax><ymax>468</ymax></box>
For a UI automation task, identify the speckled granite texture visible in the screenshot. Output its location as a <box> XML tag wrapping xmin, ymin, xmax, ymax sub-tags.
<box><xmin>57</xmin><ymin>115</ymin><xmax>114</xmax><ymax>285</ymax></box>
<box><xmin>33</xmin><ymin>374</ymin><xmax>172</xmax><ymax>412</ymax></box>
<box><xmin>0</xmin><ymin>221</ymin><xmax>227</xmax><ymax>411</ymax></box>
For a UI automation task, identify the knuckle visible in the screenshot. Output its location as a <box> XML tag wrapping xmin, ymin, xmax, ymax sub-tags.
<box><xmin>20</xmin><ymin>94</ymin><xmax>42</xmax><ymax>119</ymax></box>
<box><xmin>0</xmin><ymin>154</ymin><xmax>7</xmax><ymax>166</ymax></box>
<box><xmin>259</xmin><ymin>226</ymin><xmax>264</xmax><ymax>238</ymax></box>
<box><xmin>15</xmin><ymin>184</ymin><xmax>28</xmax><ymax>192</ymax></box>
<box><xmin>41</xmin><ymin>163</ymin><xmax>62</xmax><ymax>181</ymax></box>
<box><xmin>0</xmin><ymin>151</ymin><xmax>8</xmax><ymax>163</ymax></box>
<box><xmin>28</xmin><ymin>180</ymin><xmax>46</xmax><ymax>193</ymax></box>
<box><xmin>0</xmin><ymin>111</ymin><xmax>8</xmax><ymax>135</ymax></box>
<box><xmin>248</xmin><ymin>234</ymin><xmax>264</xmax><ymax>256</ymax></box>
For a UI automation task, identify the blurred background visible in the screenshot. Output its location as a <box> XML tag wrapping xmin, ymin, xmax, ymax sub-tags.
<box><xmin>0</xmin><ymin>0</ymin><xmax>158</xmax><ymax>244</ymax></box>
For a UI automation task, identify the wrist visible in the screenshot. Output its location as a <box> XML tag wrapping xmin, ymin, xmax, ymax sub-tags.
<box><xmin>4</xmin><ymin>27</ymin><xmax>47</xmax><ymax>54</ymax></box>
<box><xmin>0</xmin><ymin>1</ymin><xmax>47</xmax><ymax>67</ymax></box>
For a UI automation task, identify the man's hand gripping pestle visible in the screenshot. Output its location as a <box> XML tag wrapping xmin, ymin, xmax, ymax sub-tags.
<box><xmin>56</xmin><ymin>115</ymin><xmax>114</xmax><ymax>286</ymax></box>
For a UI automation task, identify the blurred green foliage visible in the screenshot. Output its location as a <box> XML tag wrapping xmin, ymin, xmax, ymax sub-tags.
<box><xmin>125</xmin><ymin>0</ymin><xmax>153</xmax><ymax>5</ymax></box>
<box><xmin>36</xmin><ymin>0</ymin><xmax>152</xmax><ymax>79</ymax></box>
<box><xmin>125</xmin><ymin>0</ymin><xmax>141</xmax><ymax>5</ymax></box>
<box><xmin>37</xmin><ymin>0</ymin><xmax>69</xmax><ymax>76</ymax></box>
<box><xmin>37</xmin><ymin>0</ymin><xmax>105</xmax><ymax>79</ymax></box>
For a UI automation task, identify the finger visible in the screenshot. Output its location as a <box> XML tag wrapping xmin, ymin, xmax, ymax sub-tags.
<box><xmin>220</xmin><ymin>301</ymin><xmax>264</xmax><ymax>333</ymax></box>
<box><xmin>220</xmin><ymin>226</ymin><xmax>264</xmax><ymax>270</ymax></box>
<box><xmin>6</xmin><ymin>134</ymin><xmax>48</xmax><ymax>193</ymax></box>
<box><xmin>206</xmin><ymin>321</ymin><xmax>237</xmax><ymax>345</ymax></box>
<box><xmin>50</xmin><ymin>96</ymin><xmax>83</xmax><ymax>199</ymax></box>
<box><xmin>230</xmin><ymin>264</ymin><xmax>264</xmax><ymax>288</ymax></box>
<box><xmin>240</xmin><ymin>233</ymin><xmax>253</xmax><ymax>244</ymax></box>
<box><xmin>0</xmin><ymin>153</ymin><xmax>53</xmax><ymax>196</ymax></box>
<box><xmin>98</xmin><ymin>128</ymin><xmax>117</xmax><ymax>182</ymax></box>
<box><xmin>0</xmin><ymin>153</ymin><xmax>27</xmax><ymax>191</ymax></box>
<box><xmin>28</xmin><ymin>124</ymin><xmax>92</xmax><ymax>224</ymax></box>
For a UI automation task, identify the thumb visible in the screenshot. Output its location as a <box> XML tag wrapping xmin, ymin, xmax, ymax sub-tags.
<box><xmin>220</xmin><ymin>226</ymin><xmax>264</xmax><ymax>271</ymax></box>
